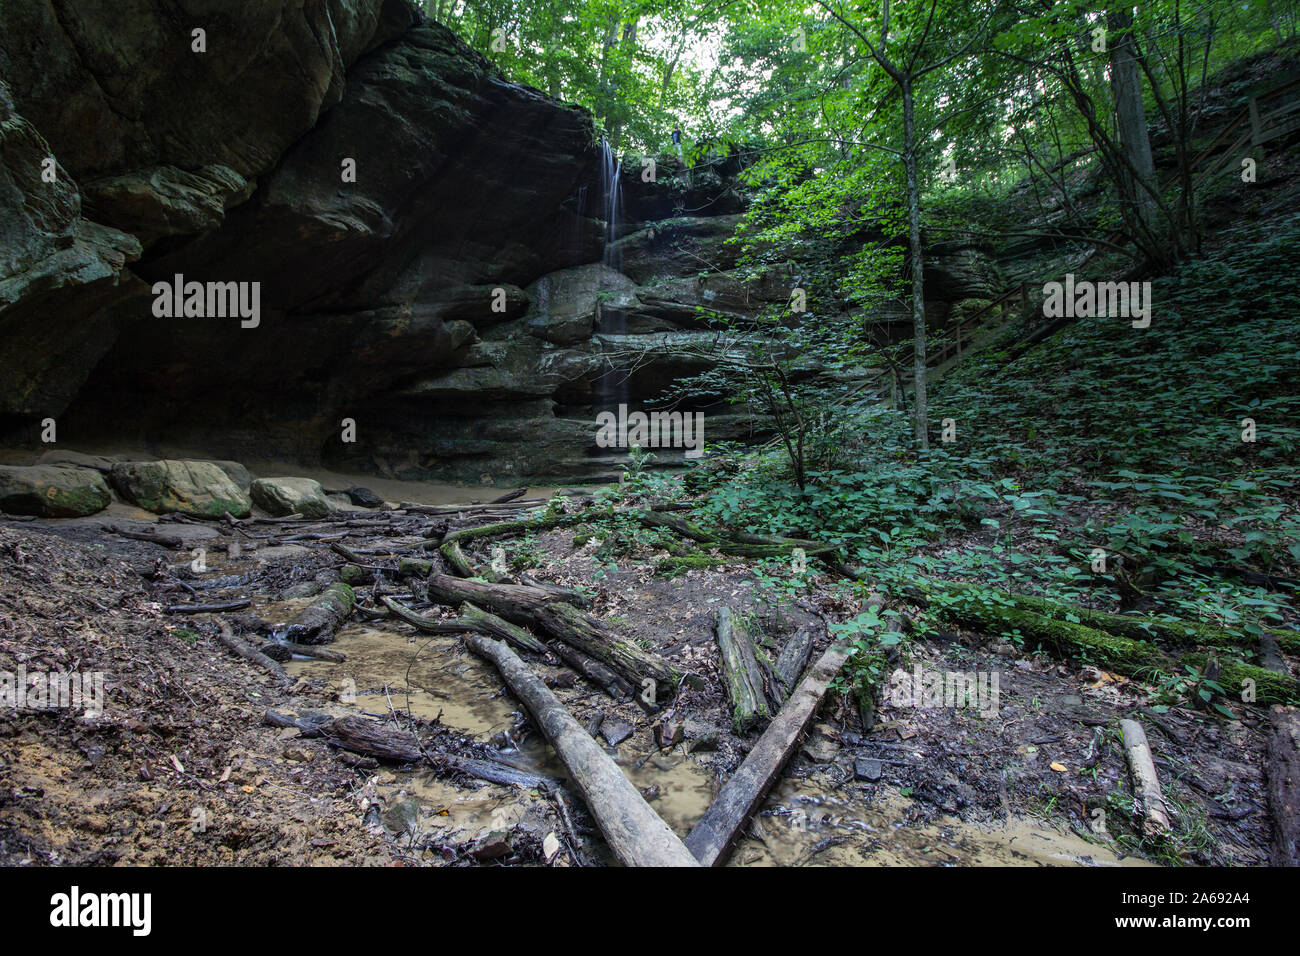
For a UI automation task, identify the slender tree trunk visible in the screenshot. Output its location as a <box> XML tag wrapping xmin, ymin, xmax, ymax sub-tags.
<box><xmin>1108</xmin><ymin>8</ymin><xmax>1158</xmax><ymax>225</ymax></box>
<box><xmin>901</xmin><ymin>74</ymin><xmax>929</xmax><ymax>449</ymax></box>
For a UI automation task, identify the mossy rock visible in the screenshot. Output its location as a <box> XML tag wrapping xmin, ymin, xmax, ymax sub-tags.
<box><xmin>109</xmin><ymin>460</ymin><xmax>251</xmax><ymax>518</ymax></box>
<box><xmin>250</xmin><ymin>477</ymin><xmax>334</xmax><ymax>518</ymax></box>
<box><xmin>0</xmin><ymin>465</ymin><xmax>111</xmax><ymax>517</ymax></box>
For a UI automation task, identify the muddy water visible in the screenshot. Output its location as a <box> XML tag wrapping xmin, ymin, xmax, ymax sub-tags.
<box><xmin>285</xmin><ymin>623</ymin><xmax>527</xmax><ymax>741</ymax></box>
<box><xmin>732</xmin><ymin>779</ymin><xmax>1152</xmax><ymax>867</ymax></box>
<box><xmin>280</xmin><ymin>613</ymin><xmax>1133</xmax><ymax>865</ymax></box>
<box><xmin>283</xmin><ymin>619</ymin><xmax>718</xmax><ymax>836</ymax></box>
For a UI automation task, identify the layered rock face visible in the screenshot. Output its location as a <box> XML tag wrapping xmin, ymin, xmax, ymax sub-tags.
<box><xmin>0</xmin><ymin>2</ymin><xmax>999</xmax><ymax>484</ymax></box>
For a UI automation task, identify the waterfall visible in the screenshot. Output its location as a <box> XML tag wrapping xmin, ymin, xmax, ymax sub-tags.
<box><xmin>600</xmin><ymin>137</ymin><xmax>623</xmax><ymax>273</ymax></box>
<box><xmin>597</xmin><ymin>137</ymin><xmax>627</xmax><ymax>413</ymax></box>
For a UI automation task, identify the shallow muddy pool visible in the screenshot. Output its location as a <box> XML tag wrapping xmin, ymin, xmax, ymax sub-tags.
<box><xmin>732</xmin><ymin>778</ymin><xmax>1152</xmax><ymax>867</ymax></box>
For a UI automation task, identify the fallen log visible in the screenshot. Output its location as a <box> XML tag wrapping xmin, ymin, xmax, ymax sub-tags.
<box><xmin>215</xmin><ymin>619</ymin><xmax>290</xmax><ymax>687</ymax></box>
<box><xmin>440</xmin><ymin>538</ymin><xmax>495</xmax><ymax>580</ymax></box>
<box><xmin>772</xmin><ymin>627</ymin><xmax>816</xmax><ymax>701</ymax></box>
<box><xmin>267</xmin><ymin>712</ymin><xmax>558</xmax><ymax>789</ymax></box>
<box><xmin>964</xmin><ymin>585</ymin><xmax>1300</xmax><ymax>655</ymax></box>
<box><xmin>286</xmin><ymin>582</ymin><xmax>355</xmax><ymax>644</ymax></box>
<box><xmin>103</xmin><ymin>524</ymin><xmax>185</xmax><ymax>549</ymax></box>
<box><xmin>436</xmin><ymin>754</ymin><xmax>560</xmax><ymax>790</ymax></box>
<box><xmin>166</xmin><ymin>599</ymin><xmax>252</xmax><ymax>614</ymax></box>
<box><xmin>381</xmin><ymin>596</ymin><xmax>469</xmax><ymax>635</ymax></box>
<box><xmin>1266</xmin><ymin>706</ymin><xmax>1300</xmax><ymax>866</ymax></box>
<box><xmin>426</xmin><ymin>573</ymin><xmax>579</xmax><ymax>626</ymax></box>
<box><xmin>457</xmin><ymin>602</ymin><xmax>549</xmax><ymax>655</ymax></box>
<box><xmin>547</xmin><ymin>638</ymin><xmax>635</xmax><ymax>701</ymax></box>
<box><xmin>276</xmin><ymin>642</ymin><xmax>346</xmax><ymax>663</ymax></box>
<box><xmin>1257</xmin><ymin>634</ymin><xmax>1300</xmax><ymax>867</ymax></box>
<box><xmin>928</xmin><ymin>588</ymin><xmax>1300</xmax><ymax>705</ymax></box>
<box><xmin>466</xmin><ymin>634</ymin><xmax>699</xmax><ymax>867</ymax></box>
<box><xmin>1120</xmin><ymin>718</ymin><xmax>1171</xmax><ymax>836</ymax></box>
<box><xmin>401</xmin><ymin>500</ymin><xmax>543</xmax><ymax>516</ymax></box>
<box><xmin>714</xmin><ymin>607</ymin><xmax>773</xmax><ymax>733</ymax></box>
<box><xmin>531</xmin><ymin>601</ymin><xmax>684</xmax><ymax>701</ymax></box>
<box><xmin>518</xmin><ymin>574</ymin><xmax>591</xmax><ymax>608</ymax></box>
<box><xmin>684</xmin><ymin>595</ymin><xmax>882</xmax><ymax>866</ymax></box>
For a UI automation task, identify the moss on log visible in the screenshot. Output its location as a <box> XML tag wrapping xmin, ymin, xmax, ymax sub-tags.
<box><xmin>970</xmin><ymin>586</ymin><xmax>1299</xmax><ymax>655</ymax></box>
<box><xmin>287</xmin><ymin>582</ymin><xmax>355</xmax><ymax>644</ymax></box>
<box><xmin>531</xmin><ymin>601</ymin><xmax>684</xmax><ymax>701</ymax></box>
<box><xmin>714</xmin><ymin>607</ymin><xmax>773</xmax><ymax>733</ymax></box>
<box><xmin>935</xmin><ymin>593</ymin><xmax>1298</xmax><ymax>705</ymax></box>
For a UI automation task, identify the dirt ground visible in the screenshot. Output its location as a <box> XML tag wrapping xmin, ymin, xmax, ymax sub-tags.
<box><xmin>0</xmin><ymin>497</ymin><xmax>1280</xmax><ymax>866</ymax></box>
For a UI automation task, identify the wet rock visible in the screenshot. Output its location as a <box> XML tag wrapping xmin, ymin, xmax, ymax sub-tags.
<box><xmin>35</xmin><ymin>450</ymin><xmax>115</xmax><ymax>473</ymax></box>
<box><xmin>542</xmin><ymin>832</ymin><xmax>562</xmax><ymax>864</ymax></box>
<box><xmin>654</xmin><ymin>719</ymin><xmax>684</xmax><ymax>749</ymax></box>
<box><xmin>523</xmin><ymin>264</ymin><xmax>637</xmax><ymax>346</ymax></box>
<box><xmin>801</xmin><ymin>738</ymin><xmax>839</xmax><ymax>764</ymax></box>
<box><xmin>214</xmin><ymin>461</ymin><xmax>253</xmax><ymax>492</ymax></box>
<box><xmin>0</xmin><ymin>465</ymin><xmax>111</xmax><ymax>517</ymax></box>
<box><xmin>109</xmin><ymin>460</ymin><xmax>252</xmax><ymax>517</ymax></box>
<box><xmin>601</xmin><ymin>719</ymin><xmax>633</xmax><ymax>748</ymax></box>
<box><xmin>338</xmin><ymin>486</ymin><xmax>383</xmax><ymax>508</ymax></box>
<box><xmin>854</xmin><ymin>757</ymin><xmax>883</xmax><ymax>782</ymax></box>
<box><xmin>381</xmin><ymin>798</ymin><xmax>421</xmax><ymax>837</ymax></box>
<box><xmin>250</xmin><ymin>477</ymin><xmax>335</xmax><ymax>518</ymax></box>
<box><xmin>472</xmin><ymin>830</ymin><xmax>513</xmax><ymax>862</ymax></box>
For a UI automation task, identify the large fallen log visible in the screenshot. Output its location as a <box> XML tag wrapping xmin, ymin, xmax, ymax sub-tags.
<box><xmin>457</xmin><ymin>602</ymin><xmax>633</xmax><ymax>699</ymax></box>
<box><xmin>962</xmin><ymin>585</ymin><xmax>1300</xmax><ymax>655</ymax></box>
<box><xmin>714</xmin><ymin>607</ymin><xmax>774</xmax><ymax>733</ymax></box>
<box><xmin>426</xmin><ymin>573</ymin><xmax>566</xmax><ymax>623</ymax></box>
<box><xmin>1257</xmin><ymin>634</ymin><xmax>1300</xmax><ymax>867</ymax></box>
<box><xmin>531</xmin><ymin>600</ymin><xmax>684</xmax><ymax>701</ymax></box>
<box><xmin>456</xmin><ymin>602</ymin><xmax>550</xmax><ymax>654</ymax></box>
<box><xmin>298</xmin><ymin>714</ymin><xmax>559</xmax><ymax>789</ymax></box>
<box><xmin>286</xmin><ymin>582</ymin><xmax>355</xmax><ymax>644</ymax></box>
<box><xmin>927</xmin><ymin>586</ymin><xmax>1300</xmax><ymax>705</ymax></box>
<box><xmin>684</xmin><ymin>595</ymin><xmax>883</xmax><ymax>866</ymax></box>
<box><xmin>466</xmin><ymin>634</ymin><xmax>699</xmax><ymax>867</ymax></box>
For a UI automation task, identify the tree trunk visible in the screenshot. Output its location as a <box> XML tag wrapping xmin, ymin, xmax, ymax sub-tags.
<box><xmin>466</xmin><ymin>635</ymin><xmax>699</xmax><ymax>867</ymax></box>
<box><xmin>902</xmin><ymin>74</ymin><xmax>929</xmax><ymax>449</ymax></box>
<box><xmin>1108</xmin><ymin>8</ymin><xmax>1158</xmax><ymax>224</ymax></box>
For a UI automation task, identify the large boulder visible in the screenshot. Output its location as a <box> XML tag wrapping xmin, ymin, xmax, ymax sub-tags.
<box><xmin>250</xmin><ymin>477</ymin><xmax>335</xmax><ymax>518</ymax></box>
<box><xmin>109</xmin><ymin>460</ymin><xmax>251</xmax><ymax>517</ymax></box>
<box><xmin>522</xmin><ymin>264</ymin><xmax>637</xmax><ymax>346</ymax></box>
<box><xmin>0</xmin><ymin>465</ymin><xmax>111</xmax><ymax>517</ymax></box>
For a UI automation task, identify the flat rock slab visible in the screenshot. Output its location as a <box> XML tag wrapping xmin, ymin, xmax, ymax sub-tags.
<box><xmin>0</xmin><ymin>465</ymin><xmax>112</xmax><ymax>517</ymax></box>
<box><xmin>110</xmin><ymin>460</ymin><xmax>251</xmax><ymax>518</ymax></box>
<box><xmin>854</xmin><ymin>757</ymin><xmax>883</xmax><ymax>782</ymax></box>
<box><xmin>600</xmin><ymin>719</ymin><xmax>634</xmax><ymax>748</ymax></box>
